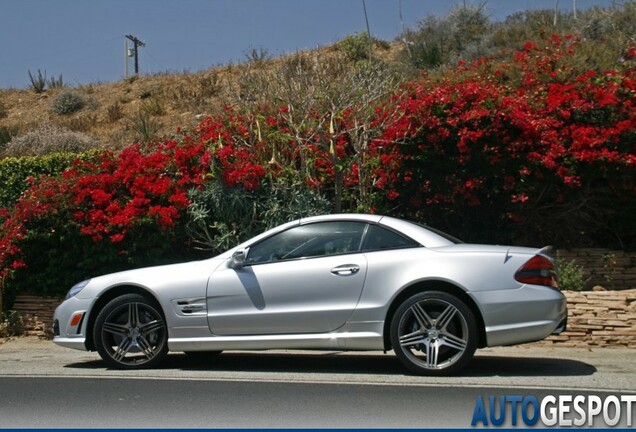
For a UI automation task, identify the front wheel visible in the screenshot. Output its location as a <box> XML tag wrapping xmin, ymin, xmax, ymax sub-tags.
<box><xmin>390</xmin><ymin>291</ymin><xmax>478</xmax><ymax>375</ymax></box>
<box><xmin>93</xmin><ymin>294</ymin><xmax>168</xmax><ymax>369</ymax></box>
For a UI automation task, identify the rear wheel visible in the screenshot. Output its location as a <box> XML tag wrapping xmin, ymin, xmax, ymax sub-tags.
<box><xmin>390</xmin><ymin>291</ymin><xmax>477</xmax><ymax>375</ymax></box>
<box><xmin>93</xmin><ymin>294</ymin><xmax>168</xmax><ymax>369</ymax></box>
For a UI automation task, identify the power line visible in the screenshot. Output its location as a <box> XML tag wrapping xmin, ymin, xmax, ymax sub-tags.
<box><xmin>142</xmin><ymin>47</ymin><xmax>167</xmax><ymax>71</ymax></box>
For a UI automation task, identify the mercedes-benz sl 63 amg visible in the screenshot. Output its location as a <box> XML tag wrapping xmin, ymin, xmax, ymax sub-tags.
<box><xmin>54</xmin><ymin>214</ymin><xmax>567</xmax><ymax>375</ymax></box>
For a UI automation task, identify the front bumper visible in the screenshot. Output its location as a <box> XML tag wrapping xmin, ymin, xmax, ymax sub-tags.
<box><xmin>52</xmin><ymin>296</ymin><xmax>93</xmax><ymax>351</ymax></box>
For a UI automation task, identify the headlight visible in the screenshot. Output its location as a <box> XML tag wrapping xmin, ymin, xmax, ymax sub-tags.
<box><xmin>64</xmin><ymin>279</ymin><xmax>91</xmax><ymax>300</ymax></box>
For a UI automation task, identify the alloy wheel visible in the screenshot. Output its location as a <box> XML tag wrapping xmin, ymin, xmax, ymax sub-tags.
<box><xmin>391</xmin><ymin>291</ymin><xmax>477</xmax><ymax>375</ymax></box>
<box><xmin>94</xmin><ymin>294</ymin><xmax>168</xmax><ymax>369</ymax></box>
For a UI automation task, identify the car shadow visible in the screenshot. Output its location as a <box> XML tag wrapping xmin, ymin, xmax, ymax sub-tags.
<box><xmin>65</xmin><ymin>351</ymin><xmax>597</xmax><ymax>377</ymax></box>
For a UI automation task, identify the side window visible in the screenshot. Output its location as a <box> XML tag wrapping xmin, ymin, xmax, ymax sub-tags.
<box><xmin>361</xmin><ymin>224</ymin><xmax>418</xmax><ymax>252</ymax></box>
<box><xmin>246</xmin><ymin>221</ymin><xmax>366</xmax><ymax>265</ymax></box>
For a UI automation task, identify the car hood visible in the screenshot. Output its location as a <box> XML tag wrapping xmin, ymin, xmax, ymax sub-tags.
<box><xmin>77</xmin><ymin>257</ymin><xmax>226</xmax><ymax>299</ymax></box>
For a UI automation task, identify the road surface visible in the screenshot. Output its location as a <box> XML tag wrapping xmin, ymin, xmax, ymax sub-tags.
<box><xmin>0</xmin><ymin>338</ymin><xmax>634</xmax><ymax>428</ymax></box>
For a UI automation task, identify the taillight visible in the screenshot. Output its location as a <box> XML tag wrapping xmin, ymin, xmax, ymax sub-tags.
<box><xmin>515</xmin><ymin>255</ymin><xmax>559</xmax><ymax>289</ymax></box>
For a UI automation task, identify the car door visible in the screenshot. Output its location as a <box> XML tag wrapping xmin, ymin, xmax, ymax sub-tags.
<box><xmin>207</xmin><ymin>221</ymin><xmax>368</xmax><ymax>335</ymax></box>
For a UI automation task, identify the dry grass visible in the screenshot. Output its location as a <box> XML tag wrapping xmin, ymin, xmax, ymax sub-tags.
<box><xmin>0</xmin><ymin>72</ymin><xmax>211</xmax><ymax>147</ymax></box>
<box><xmin>0</xmin><ymin>41</ymin><xmax>401</xmax><ymax>153</ymax></box>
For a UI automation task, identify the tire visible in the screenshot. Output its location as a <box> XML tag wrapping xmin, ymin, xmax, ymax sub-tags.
<box><xmin>93</xmin><ymin>293</ymin><xmax>168</xmax><ymax>369</ymax></box>
<box><xmin>390</xmin><ymin>291</ymin><xmax>478</xmax><ymax>375</ymax></box>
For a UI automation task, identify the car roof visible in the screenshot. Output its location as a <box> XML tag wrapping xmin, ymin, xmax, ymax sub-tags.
<box><xmin>301</xmin><ymin>214</ymin><xmax>456</xmax><ymax>248</ymax></box>
<box><xmin>221</xmin><ymin>214</ymin><xmax>456</xmax><ymax>258</ymax></box>
<box><xmin>300</xmin><ymin>213</ymin><xmax>383</xmax><ymax>224</ymax></box>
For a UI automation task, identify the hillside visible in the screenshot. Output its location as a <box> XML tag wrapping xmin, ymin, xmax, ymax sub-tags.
<box><xmin>1</xmin><ymin>4</ymin><xmax>634</xmax><ymax>156</ymax></box>
<box><xmin>0</xmin><ymin>63</ymin><xmax>258</xmax><ymax>150</ymax></box>
<box><xmin>0</xmin><ymin>42</ymin><xmax>400</xmax><ymax>154</ymax></box>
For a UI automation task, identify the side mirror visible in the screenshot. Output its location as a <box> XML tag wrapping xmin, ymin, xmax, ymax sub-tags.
<box><xmin>229</xmin><ymin>249</ymin><xmax>247</xmax><ymax>269</ymax></box>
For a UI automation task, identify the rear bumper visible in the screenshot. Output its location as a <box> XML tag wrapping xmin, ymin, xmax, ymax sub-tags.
<box><xmin>472</xmin><ymin>284</ymin><xmax>567</xmax><ymax>347</ymax></box>
<box><xmin>553</xmin><ymin>316</ymin><xmax>567</xmax><ymax>334</ymax></box>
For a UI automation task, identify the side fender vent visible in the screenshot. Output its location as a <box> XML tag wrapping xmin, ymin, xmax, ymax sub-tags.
<box><xmin>172</xmin><ymin>297</ymin><xmax>207</xmax><ymax>316</ymax></box>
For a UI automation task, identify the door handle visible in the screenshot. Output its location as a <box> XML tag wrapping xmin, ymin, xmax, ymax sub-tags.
<box><xmin>331</xmin><ymin>264</ymin><xmax>360</xmax><ymax>276</ymax></box>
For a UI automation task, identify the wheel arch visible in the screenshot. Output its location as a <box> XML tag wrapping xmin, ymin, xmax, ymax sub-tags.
<box><xmin>84</xmin><ymin>284</ymin><xmax>165</xmax><ymax>351</ymax></box>
<box><xmin>383</xmin><ymin>280</ymin><xmax>487</xmax><ymax>351</ymax></box>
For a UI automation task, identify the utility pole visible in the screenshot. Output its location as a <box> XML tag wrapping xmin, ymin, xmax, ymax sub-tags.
<box><xmin>125</xmin><ymin>39</ymin><xmax>129</xmax><ymax>79</ymax></box>
<box><xmin>573</xmin><ymin>0</ymin><xmax>577</xmax><ymax>20</ymax></box>
<box><xmin>125</xmin><ymin>34</ymin><xmax>145</xmax><ymax>76</ymax></box>
<box><xmin>362</xmin><ymin>0</ymin><xmax>372</xmax><ymax>59</ymax></box>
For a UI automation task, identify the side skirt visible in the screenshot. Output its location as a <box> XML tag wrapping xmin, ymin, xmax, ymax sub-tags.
<box><xmin>168</xmin><ymin>331</ymin><xmax>384</xmax><ymax>352</ymax></box>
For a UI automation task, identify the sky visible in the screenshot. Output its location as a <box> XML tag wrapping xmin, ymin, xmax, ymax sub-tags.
<box><xmin>0</xmin><ymin>0</ymin><xmax>618</xmax><ymax>89</ymax></box>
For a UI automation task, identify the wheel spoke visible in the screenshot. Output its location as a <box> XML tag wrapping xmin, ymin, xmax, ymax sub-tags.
<box><xmin>436</xmin><ymin>304</ymin><xmax>458</xmax><ymax>330</ymax></box>
<box><xmin>440</xmin><ymin>331</ymin><xmax>468</xmax><ymax>352</ymax></box>
<box><xmin>399</xmin><ymin>330</ymin><xmax>427</xmax><ymax>347</ymax></box>
<box><xmin>424</xmin><ymin>339</ymin><xmax>440</xmax><ymax>368</ymax></box>
<box><xmin>410</xmin><ymin>303</ymin><xmax>434</xmax><ymax>328</ymax></box>
<box><xmin>112</xmin><ymin>337</ymin><xmax>133</xmax><ymax>362</ymax></box>
<box><xmin>136</xmin><ymin>336</ymin><xmax>157</xmax><ymax>360</ymax></box>
<box><xmin>102</xmin><ymin>321</ymin><xmax>128</xmax><ymax>336</ymax></box>
<box><xmin>139</xmin><ymin>319</ymin><xmax>163</xmax><ymax>335</ymax></box>
<box><xmin>128</xmin><ymin>303</ymin><xmax>140</xmax><ymax>327</ymax></box>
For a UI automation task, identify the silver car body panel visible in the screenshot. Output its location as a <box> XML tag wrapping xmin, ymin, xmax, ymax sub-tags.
<box><xmin>207</xmin><ymin>253</ymin><xmax>368</xmax><ymax>335</ymax></box>
<box><xmin>53</xmin><ymin>214</ymin><xmax>566</xmax><ymax>354</ymax></box>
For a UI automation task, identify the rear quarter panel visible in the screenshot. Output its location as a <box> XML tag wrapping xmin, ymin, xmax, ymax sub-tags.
<box><xmin>349</xmin><ymin>245</ymin><xmax>565</xmax><ymax>346</ymax></box>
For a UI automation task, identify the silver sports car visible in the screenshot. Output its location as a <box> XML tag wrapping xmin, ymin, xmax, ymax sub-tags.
<box><xmin>53</xmin><ymin>214</ymin><xmax>567</xmax><ymax>375</ymax></box>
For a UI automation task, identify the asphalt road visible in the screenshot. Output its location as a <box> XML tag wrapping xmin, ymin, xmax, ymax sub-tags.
<box><xmin>2</xmin><ymin>376</ymin><xmax>630</xmax><ymax>428</ymax></box>
<box><xmin>1</xmin><ymin>338</ymin><xmax>635</xmax><ymax>428</ymax></box>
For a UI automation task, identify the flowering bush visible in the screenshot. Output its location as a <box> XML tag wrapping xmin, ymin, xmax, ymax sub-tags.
<box><xmin>0</xmin><ymin>137</ymin><xmax>211</xmax><ymax>295</ymax></box>
<box><xmin>1</xmin><ymin>33</ymin><xmax>635</xmax><ymax>300</ymax></box>
<box><xmin>380</xmin><ymin>35</ymin><xmax>635</xmax><ymax>247</ymax></box>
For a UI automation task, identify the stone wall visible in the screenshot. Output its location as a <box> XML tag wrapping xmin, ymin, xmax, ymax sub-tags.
<box><xmin>536</xmin><ymin>289</ymin><xmax>636</xmax><ymax>348</ymax></box>
<box><xmin>11</xmin><ymin>295</ymin><xmax>62</xmax><ymax>338</ymax></box>
<box><xmin>557</xmin><ymin>248</ymin><xmax>636</xmax><ymax>291</ymax></box>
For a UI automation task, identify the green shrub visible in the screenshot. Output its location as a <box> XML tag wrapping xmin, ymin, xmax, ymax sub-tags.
<box><xmin>141</xmin><ymin>98</ymin><xmax>165</xmax><ymax>116</ymax></box>
<box><xmin>556</xmin><ymin>255</ymin><xmax>590</xmax><ymax>291</ymax></box>
<box><xmin>2</xmin><ymin>125</ymin><xmax>100</xmax><ymax>157</ymax></box>
<box><xmin>398</xmin><ymin>4</ymin><xmax>636</xmax><ymax>73</ymax></box>
<box><xmin>400</xmin><ymin>5</ymin><xmax>491</xmax><ymax>69</ymax></box>
<box><xmin>130</xmin><ymin>112</ymin><xmax>162</xmax><ymax>142</ymax></box>
<box><xmin>0</xmin><ymin>151</ymin><xmax>96</xmax><ymax>208</ymax></box>
<box><xmin>50</xmin><ymin>90</ymin><xmax>85</xmax><ymax>115</ymax></box>
<box><xmin>0</xmin><ymin>310</ymin><xmax>23</xmax><ymax>337</ymax></box>
<box><xmin>187</xmin><ymin>178</ymin><xmax>330</xmax><ymax>253</ymax></box>
<box><xmin>338</xmin><ymin>32</ymin><xmax>373</xmax><ymax>62</ymax></box>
